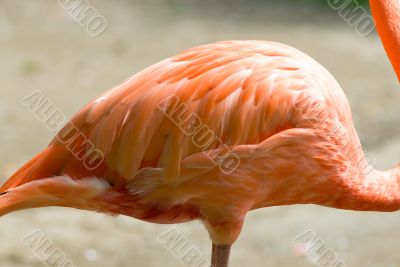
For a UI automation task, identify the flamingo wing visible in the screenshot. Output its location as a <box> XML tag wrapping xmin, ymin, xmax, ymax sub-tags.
<box><xmin>3</xmin><ymin>40</ymin><xmax>339</xmax><ymax>192</ymax></box>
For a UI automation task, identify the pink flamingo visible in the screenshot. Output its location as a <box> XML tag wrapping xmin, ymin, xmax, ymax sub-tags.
<box><xmin>1</xmin><ymin>0</ymin><xmax>399</xmax><ymax>266</ymax></box>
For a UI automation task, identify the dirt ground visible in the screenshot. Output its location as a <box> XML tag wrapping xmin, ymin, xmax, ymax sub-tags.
<box><xmin>0</xmin><ymin>1</ymin><xmax>400</xmax><ymax>266</ymax></box>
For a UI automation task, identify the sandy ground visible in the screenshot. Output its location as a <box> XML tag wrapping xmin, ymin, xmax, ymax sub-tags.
<box><xmin>0</xmin><ymin>1</ymin><xmax>400</xmax><ymax>266</ymax></box>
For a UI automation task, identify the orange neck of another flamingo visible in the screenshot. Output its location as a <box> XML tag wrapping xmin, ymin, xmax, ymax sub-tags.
<box><xmin>370</xmin><ymin>0</ymin><xmax>400</xmax><ymax>81</ymax></box>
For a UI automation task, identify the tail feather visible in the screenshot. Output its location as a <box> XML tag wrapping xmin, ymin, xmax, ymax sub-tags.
<box><xmin>0</xmin><ymin>144</ymin><xmax>70</xmax><ymax>193</ymax></box>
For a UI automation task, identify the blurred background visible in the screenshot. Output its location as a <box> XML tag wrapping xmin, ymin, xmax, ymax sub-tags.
<box><xmin>0</xmin><ymin>0</ymin><xmax>399</xmax><ymax>266</ymax></box>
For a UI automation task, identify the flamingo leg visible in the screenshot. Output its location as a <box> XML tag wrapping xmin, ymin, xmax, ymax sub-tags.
<box><xmin>211</xmin><ymin>244</ymin><xmax>231</xmax><ymax>267</ymax></box>
<box><xmin>212</xmin><ymin>243</ymin><xmax>217</xmax><ymax>266</ymax></box>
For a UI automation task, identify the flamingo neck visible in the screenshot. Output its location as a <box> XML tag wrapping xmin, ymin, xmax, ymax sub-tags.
<box><xmin>370</xmin><ymin>0</ymin><xmax>400</xmax><ymax>81</ymax></box>
<box><xmin>360</xmin><ymin>168</ymin><xmax>400</xmax><ymax>211</ymax></box>
<box><xmin>334</xmin><ymin>165</ymin><xmax>400</xmax><ymax>212</ymax></box>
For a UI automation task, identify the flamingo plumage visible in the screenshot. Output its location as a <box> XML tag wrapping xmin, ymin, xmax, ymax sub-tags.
<box><xmin>1</xmin><ymin>0</ymin><xmax>400</xmax><ymax>266</ymax></box>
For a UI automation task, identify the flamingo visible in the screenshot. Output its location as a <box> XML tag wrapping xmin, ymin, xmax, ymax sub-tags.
<box><xmin>1</xmin><ymin>0</ymin><xmax>399</xmax><ymax>266</ymax></box>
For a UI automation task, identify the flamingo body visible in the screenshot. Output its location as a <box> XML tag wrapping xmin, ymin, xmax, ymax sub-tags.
<box><xmin>2</xmin><ymin>39</ymin><xmax>397</xmax><ymax>238</ymax></box>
